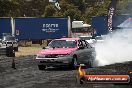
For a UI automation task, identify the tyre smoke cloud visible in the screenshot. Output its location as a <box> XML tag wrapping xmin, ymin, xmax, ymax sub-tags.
<box><xmin>95</xmin><ymin>20</ymin><xmax>132</xmax><ymax>66</ymax></box>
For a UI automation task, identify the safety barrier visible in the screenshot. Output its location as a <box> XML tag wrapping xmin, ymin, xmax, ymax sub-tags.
<box><xmin>0</xmin><ymin>46</ymin><xmax>15</xmax><ymax>57</ymax></box>
<box><xmin>0</xmin><ymin>47</ymin><xmax>6</xmax><ymax>56</ymax></box>
<box><xmin>6</xmin><ymin>46</ymin><xmax>15</xmax><ymax>57</ymax></box>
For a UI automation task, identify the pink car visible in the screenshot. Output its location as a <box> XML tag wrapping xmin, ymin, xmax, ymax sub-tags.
<box><xmin>36</xmin><ymin>38</ymin><xmax>95</xmax><ymax>70</ymax></box>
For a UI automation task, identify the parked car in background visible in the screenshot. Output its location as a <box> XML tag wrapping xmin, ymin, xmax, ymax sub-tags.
<box><xmin>79</xmin><ymin>36</ymin><xmax>96</xmax><ymax>47</ymax></box>
<box><xmin>36</xmin><ymin>38</ymin><xmax>96</xmax><ymax>70</ymax></box>
<box><xmin>1</xmin><ymin>33</ymin><xmax>18</xmax><ymax>51</ymax></box>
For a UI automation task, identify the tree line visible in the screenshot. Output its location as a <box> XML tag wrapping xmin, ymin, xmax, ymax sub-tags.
<box><xmin>0</xmin><ymin>0</ymin><xmax>131</xmax><ymax>23</ymax></box>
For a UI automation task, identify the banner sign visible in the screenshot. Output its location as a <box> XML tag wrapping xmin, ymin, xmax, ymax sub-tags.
<box><xmin>107</xmin><ymin>0</ymin><xmax>117</xmax><ymax>31</ymax></box>
<box><xmin>108</xmin><ymin>7</ymin><xmax>114</xmax><ymax>32</ymax></box>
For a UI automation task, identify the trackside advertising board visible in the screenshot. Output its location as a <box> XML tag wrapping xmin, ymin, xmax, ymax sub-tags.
<box><xmin>15</xmin><ymin>18</ymin><xmax>68</xmax><ymax>40</ymax></box>
<box><xmin>92</xmin><ymin>15</ymin><xmax>132</xmax><ymax>36</ymax></box>
<box><xmin>92</xmin><ymin>16</ymin><xmax>108</xmax><ymax>36</ymax></box>
<box><xmin>0</xmin><ymin>18</ymin><xmax>12</xmax><ymax>38</ymax></box>
<box><xmin>112</xmin><ymin>15</ymin><xmax>132</xmax><ymax>28</ymax></box>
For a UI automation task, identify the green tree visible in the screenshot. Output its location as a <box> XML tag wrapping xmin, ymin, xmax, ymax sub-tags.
<box><xmin>0</xmin><ymin>0</ymin><xmax>130</xmax><ymax>23</ymax></box>
<box><xmin>43</xmin><ymin>5</ymin><xmax>56</xmax><ymax>17</ymax></box>
<box><xmin>116</xmin><ymin>0</ymin><xmax>132</xmax><ymax>15</ymax></box>
<box><xmin>63</xmin><ymin>8</ymin><xmax>82</xmax><ymax>21</ymax></box>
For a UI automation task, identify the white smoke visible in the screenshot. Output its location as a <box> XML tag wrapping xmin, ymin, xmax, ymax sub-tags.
<box><xmin>95</xmin><ymin>20</ymin><xmax>132</xmax><ymax>66</ymax></box>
